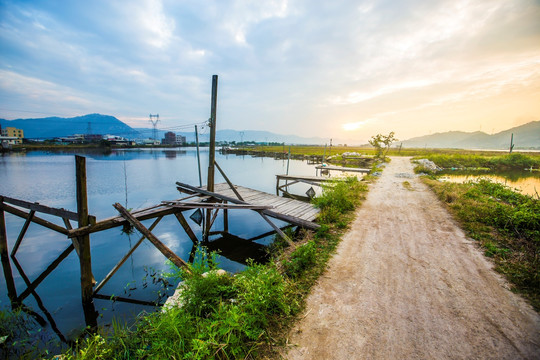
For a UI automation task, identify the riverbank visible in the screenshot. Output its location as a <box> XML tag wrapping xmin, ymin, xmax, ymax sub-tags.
<box><xmin>0</xmin><ymin>174</ymin><xmax>370</xmax><ymax>358</ymax></box>
<box><xmin>286</xmin><ymin>157</ymin><xmax>540</xmax><ymax>359</ymax></box>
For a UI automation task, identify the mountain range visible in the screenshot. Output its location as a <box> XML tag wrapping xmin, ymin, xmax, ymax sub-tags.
<box><xmin>401</xmin><ymin>121</ymin><xmax>539</xmax><ymax>149</ymax></box>
<box><xmin>1</xmin><ymin>113</ymin><xmax>538</xmax><ymax>149</ymax></box>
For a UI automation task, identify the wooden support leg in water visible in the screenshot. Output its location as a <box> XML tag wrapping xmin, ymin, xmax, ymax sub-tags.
<box><xmin>0</xmin><ymin>200</ymin><xmax>18</xmax><ymax>305</ymax></box>
<box><xmin>174</xmin><ymin>213</ymin><xmax>199</xmax><ymax>244</ymax></box>
<box><xmin>113</xmin><ymin>203</ymin><xmax>191</xmax><ymax>273</ymax></box>
<box><xmin>94</xmin><ymin>216</ymin><xmax>163</xmax><ymax>295</ymax></box>
<box><xmin>10</xmin><ymin>210</ymin><xmax>35</xmax><ymax>257</ymax></box>
<box><xmin>257</xmin><ymin>211</ymin><xmax>296</xmax><ymax>248</ymax></box>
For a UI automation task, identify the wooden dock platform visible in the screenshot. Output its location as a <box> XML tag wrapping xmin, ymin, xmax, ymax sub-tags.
<box><xmin>211</xmin><ymin>183</ymin><xmax>320</xmax><ymax>223</ymax></box>
<box><xmin>315</xmin><ymin>165</ymin><xmax>370</xmax><ymax>173</ymax></box>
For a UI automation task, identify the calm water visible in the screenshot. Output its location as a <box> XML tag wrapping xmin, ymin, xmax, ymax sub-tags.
<box><xmin>439</xmin><ymin>171</ymin><xmax>540</xmax><ymax>197</ymax></box>
<box><xmin>0</xmin><ymin>148</ymin><xmax>320</xmax><ymax>349</ymax></box>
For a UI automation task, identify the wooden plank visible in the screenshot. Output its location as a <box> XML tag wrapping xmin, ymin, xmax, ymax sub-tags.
<box><xmin>1</xmin><ymin>203</ymin><xmax>69</xmax><ymax>235</ymax></box>
<box><xmin>68</xmin><ymin>205</ymin><xmax>179</xmax><ymax>238</ymax></box>
<box><xmin>164</xmin><ymin>201</ymin><xmax>273</xmax><ymax>210</ymax></box>
<box><xmin>176</xmin><ymin>181</ymin><xmax>320</xmax><ymax>230</ymax></box>
<box><xmin>315</xmin><ymin>165</ymin><xmax>370</xmax><ymax>173</ymax></box>
<box><xmin>1</xmin><ymin>195</ymin><xmax>80</xmax><ymax>221</ymax></box>
<box><xmin>94</xmin><ymin>216</ymin><xmax>163</xmax><ymax>295</ymax></box>
<box><xmin>113</xmin><ymin>203</ymin><xmax>191</xmax><ymax>272</ymax></box>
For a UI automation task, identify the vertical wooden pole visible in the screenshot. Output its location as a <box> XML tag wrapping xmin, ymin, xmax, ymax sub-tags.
<box><xmin>0</xmin><ymin>198</ymin><xmax>18</xmax><ymax>305</ymax></box>
<box><xmin>195</xmin><ymin>125</ymin><xmax>202</xmax><ymax>187</ymax></box>
<box><xmin>75</xmin><ymin>156</ymin><xmax>97</xmax><ymax>328</ymax></box>
<box><xmin>223</xmin><ymin>201</ymin><xmax>229</xmax><ymax>233</ymax></box>
<box><xmin>205</xmin><ymin>75</ymin><xmax>218</xmax><ymax>238</ymax></box>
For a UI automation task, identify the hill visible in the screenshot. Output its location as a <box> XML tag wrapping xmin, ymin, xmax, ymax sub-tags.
<box><xmin>0</xmin><ymin>114</ymin><xmax>138</xmax><ymax>139</ymax></box>
<box><xmin>401</xmin><ymin>121</ymin><xmax>540</xmax><ymax>149</ymax></box>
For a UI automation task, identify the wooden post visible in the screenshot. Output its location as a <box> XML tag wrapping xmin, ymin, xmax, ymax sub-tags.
<box><xmin>75</xmin><ymin>156</ymin><xmax>95</xmax><ymax>309</ymax></box>
<box><xmin>195</xmin><ymin>125</ymin><xmax>202</xmax><ymax>187</ymax></box>
<box><xmin>205</xmin><ymin>75</ymin><xmax>218</xmax><ymax>238</ymax></box>
<box><xmin>0</xmin><ymin>198</ymin><xmax>18</xmax><ymax>305</ymax></box>
<box><xmin>223</xmin><ymin>201</ymin><xmax>229</xmax><ymax>233</ymax></box>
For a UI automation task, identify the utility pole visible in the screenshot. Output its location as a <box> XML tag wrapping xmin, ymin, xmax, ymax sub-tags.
<box><xmin>149</xmin><ymin>114</ymin><xmax>160</xmax><ymax>141</ymax></box>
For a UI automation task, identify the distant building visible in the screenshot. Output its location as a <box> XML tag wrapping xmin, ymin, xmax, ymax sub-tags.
<box><xmin>1</xmin><ymin>126</ymin><xmax>24</xmax><ymax>145</ymax></box>
<box><xmin>176</xmin><ymin>134</ymin><xmax>186</xmax><ymax>145</ymax></box>
<box><xmin>162</xmin><ymin>132</ymin><xmax>186</xmax><ymax>145</ymax></box>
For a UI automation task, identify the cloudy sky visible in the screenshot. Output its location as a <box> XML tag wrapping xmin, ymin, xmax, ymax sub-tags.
<box><xmin>0</xmin><ymin>0</ymin><xmax>539</xmax><ymax>143</ymax></box>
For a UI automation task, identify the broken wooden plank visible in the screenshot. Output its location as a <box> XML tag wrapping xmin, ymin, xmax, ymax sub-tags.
<box><xmin>10</xmin><ymin>210</ymin><xmax>35</xmax><ymax>257</ymax></box>
<box><xmin>1</xmin><ymin>203</ymin><xmax>69</xmax><ymax>235</ymax></box>
<box><xmin>0</xmin><ymin>195</ymin><xmax>80</xmax><ymax>221</ymax></box>
<box><xmin>113</xmin><ymin>203</ymin><xmax>190</xmax><ymax>272</ymax></box>
<box><xmin>163</xmin><ymin>201</ymin><xmax>273</xmax><ymax>210</ymax></box>
<box><xmin>214</xmin><ymin>160</ymin><xmax>244</xmax><ymax>201</ymax></box>
<box><xmin>174</xmin><ymin>213</ymin><xmax>198</xmax><ymax>244</ymax></box>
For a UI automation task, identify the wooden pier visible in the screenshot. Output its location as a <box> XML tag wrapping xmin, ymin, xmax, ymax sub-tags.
<box><xmin>315</xmin><ymin>164</ymin><xmax>370</xmax><ymax>176</ymax></box>
<box><xmin>0</xmin><ymin>75</ymin><xmax>322</xmax><ymax>337</ymax></box>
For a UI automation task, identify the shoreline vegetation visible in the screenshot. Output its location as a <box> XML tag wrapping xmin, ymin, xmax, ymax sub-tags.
<box><xmin>412</xmin><ymin>153</ymin><xmax>539</xmax><ymax>311</ymax></box>
<box><xmin>1</xmin><ymin>169</ymin><xmax>372</xmax><ymax>358</ymax></box>
<box><xmin>61</xmin><ymin>177</ymin><xmax>371</xmax><ymax>359</ymax></box>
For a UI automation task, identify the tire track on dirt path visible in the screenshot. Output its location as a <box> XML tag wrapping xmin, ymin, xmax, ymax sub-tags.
<box><xmin>285</xmin><ymin>157</ymin><xmax>540</xmax><ymax>360</ymax></box>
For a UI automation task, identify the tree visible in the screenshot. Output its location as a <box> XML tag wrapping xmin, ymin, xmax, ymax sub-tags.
<box><xmin>369</xmin><ymin>132</ymin><xmax>397</xmax><ymax>159</ymax></box>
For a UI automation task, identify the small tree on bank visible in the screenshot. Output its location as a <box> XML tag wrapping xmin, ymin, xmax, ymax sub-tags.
<box><xmin>369</xmin><ymin>132</ymin><xmax>397</xmax><ymax>159</ymax></box>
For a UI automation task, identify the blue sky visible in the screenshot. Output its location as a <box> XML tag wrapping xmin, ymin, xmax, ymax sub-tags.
<box><xmin>1</xmin><ymin>0</ymin><xmax>539</xmax><ymax>143</ymax></box>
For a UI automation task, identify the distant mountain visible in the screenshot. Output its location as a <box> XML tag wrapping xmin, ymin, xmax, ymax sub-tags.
<box><xmin>402</xmin><ymin>121</ymin><xmax>540</xmax><ymax>149</ymax></box>
<box><xmin>0</xmin><ymin>114</ymin><xmax>138</xmax><ymax>139</ymax></box>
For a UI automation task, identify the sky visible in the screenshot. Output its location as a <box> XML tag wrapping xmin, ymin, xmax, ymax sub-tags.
<box><xmin>0</xmin><ymin>0</ymin><xmax>539</xmax><ymax>144</ymax></box>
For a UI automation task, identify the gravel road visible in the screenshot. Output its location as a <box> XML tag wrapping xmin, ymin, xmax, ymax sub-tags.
<box><xmin>286</xmin><ymin>157</ymin><xmax>540</xmax><ymax>360</ymax></box>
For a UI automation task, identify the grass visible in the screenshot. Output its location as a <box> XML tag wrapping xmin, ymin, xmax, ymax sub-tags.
<box><xmin>413</xmin><ymin>153</ymin><xmax>540</xmax><ymax>171</ymax></box>
<box><xmin>51</xmin><ymin>176</ymin><xmax>370</xmax><ymax>359</ymax></box>
<box><xmin>423</xmin><ymin>178</ymin><xmax>540</xmax><ymax>310</ymax></box>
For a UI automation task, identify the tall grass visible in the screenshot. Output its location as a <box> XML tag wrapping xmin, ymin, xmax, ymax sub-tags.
<box><xmin>415</xmin><ymin>153</ymin><xmax>540</xmax><ymax>171</ymax></box>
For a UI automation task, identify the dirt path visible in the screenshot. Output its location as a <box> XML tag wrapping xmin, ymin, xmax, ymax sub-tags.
<box><xmin>286</xmin><ymin>157</ymin><xmax>540</xmax><ymax>360</ymax></box>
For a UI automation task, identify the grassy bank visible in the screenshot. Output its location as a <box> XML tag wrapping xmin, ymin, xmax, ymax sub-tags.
<box><xmin>423</xmin><ymin>178</ymin><xmax>539</xmax><ymax>310</ymax></box>
<box><xmin>48</xmin><ymin>177</ymin><xmax>369</xmax><ymax>359</ymax></box>
<box><xmin>414</xmin><ymin>153</ymin><xmax>540</xmax><ymax>172</ymax></box>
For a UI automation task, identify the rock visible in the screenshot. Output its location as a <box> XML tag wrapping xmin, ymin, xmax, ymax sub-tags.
<box><xmin>414</xmin><ymin>159</ymin><xmax>442</xmax><ymax>172</ymax></box>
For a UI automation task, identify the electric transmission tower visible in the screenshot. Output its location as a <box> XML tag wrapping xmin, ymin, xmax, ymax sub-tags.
<box><xmin>149</xmin><ymin>114</ymin><xmax>160</xmax><ymax>140</ymax></box>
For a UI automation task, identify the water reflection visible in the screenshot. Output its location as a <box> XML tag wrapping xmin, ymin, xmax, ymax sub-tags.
<box><xmin>439</xmin><ymin>171</ymin><xmax>540</xmax><ymax>197</ymax></box>
<box><xmin>0</xmin><ymin>148</ymin><xmax>319</xmax><ymax>353</ymax></box>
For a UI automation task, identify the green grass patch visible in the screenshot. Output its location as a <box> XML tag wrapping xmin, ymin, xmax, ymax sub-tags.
<box><xmin>423</xmin><ymin>178</ymin><xmax>540</xmax><ymax>310</ymax></box>
<box><xmin>414</xmin><ymin>153</ymin><xmax>540</xmax><ymax>171</ymax></box>
<box><xmin>53</xmin><ymin>176</ymin><xmax>370</xmax><ymax>359</ymax></box>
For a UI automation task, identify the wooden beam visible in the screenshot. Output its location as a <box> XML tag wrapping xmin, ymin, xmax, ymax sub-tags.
<box><xmin>68</xmin><ymin>205</ymin><xmax>181</xmax><ymax>238</ymax></box>
<box><xmin>93</xmin><ymin>293</ymin><xmax>162</xmax><ymax>307</ymax></box>
<box><xmin>17</xmin><ymin>244</ymin><xmax>74</xmax><ymax>302</ymax></box>
<box><xmin>113</xmin><ymin>203</ymin><xmax>191</xmax><ymax>272</ymax></box>
<box><xmin>94</xmin><ymin>216</ymin><xmax>163</xmax><ymax>295</ymax></box>
<box><xmin>1</xmin><ymin>195</ymin><xmax>80</xmax><ymax>221</ymax></box>
<box><xmin>257</xmin><ymin>212</ymin><xmax>296</xmax><ymax>248</ymax></box>
<box><xmin>174</xmin><ymin>213</ymin><xmax>199</xmax><ymax>244</ymax></box>
<box><xmin>1</xmin><ymin>202</ymin><xmax>69</xmax><ymax>235</ymax></box>
<box><xmin>76</xmin><ymin>155</ymin><xmax>94</xmax><ymax>307</ymax></box>
<box><xmin>214</xmin><ymin>160</ymin><xmax>244</xmax><ymax>201</ymax></box>
<box><xmin>164</xmin><ymin>201</ymin><xmax>272</xmax><ymax>210</ymax></box>
<box><xmin>10</xmin><ymin>210</ymin><xmax>35</xmax><ymax>257</ymax></box>
<box><xmin>0</xmin><ymin>201</ymin><xmax>18</xmax><ymax>304</ymax></box>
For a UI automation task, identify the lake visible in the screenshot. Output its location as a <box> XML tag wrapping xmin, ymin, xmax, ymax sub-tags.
<box><xmin>0</xmin><ymin>148</ymin><xmax>322</xmax><ymax>351</ymax></box>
